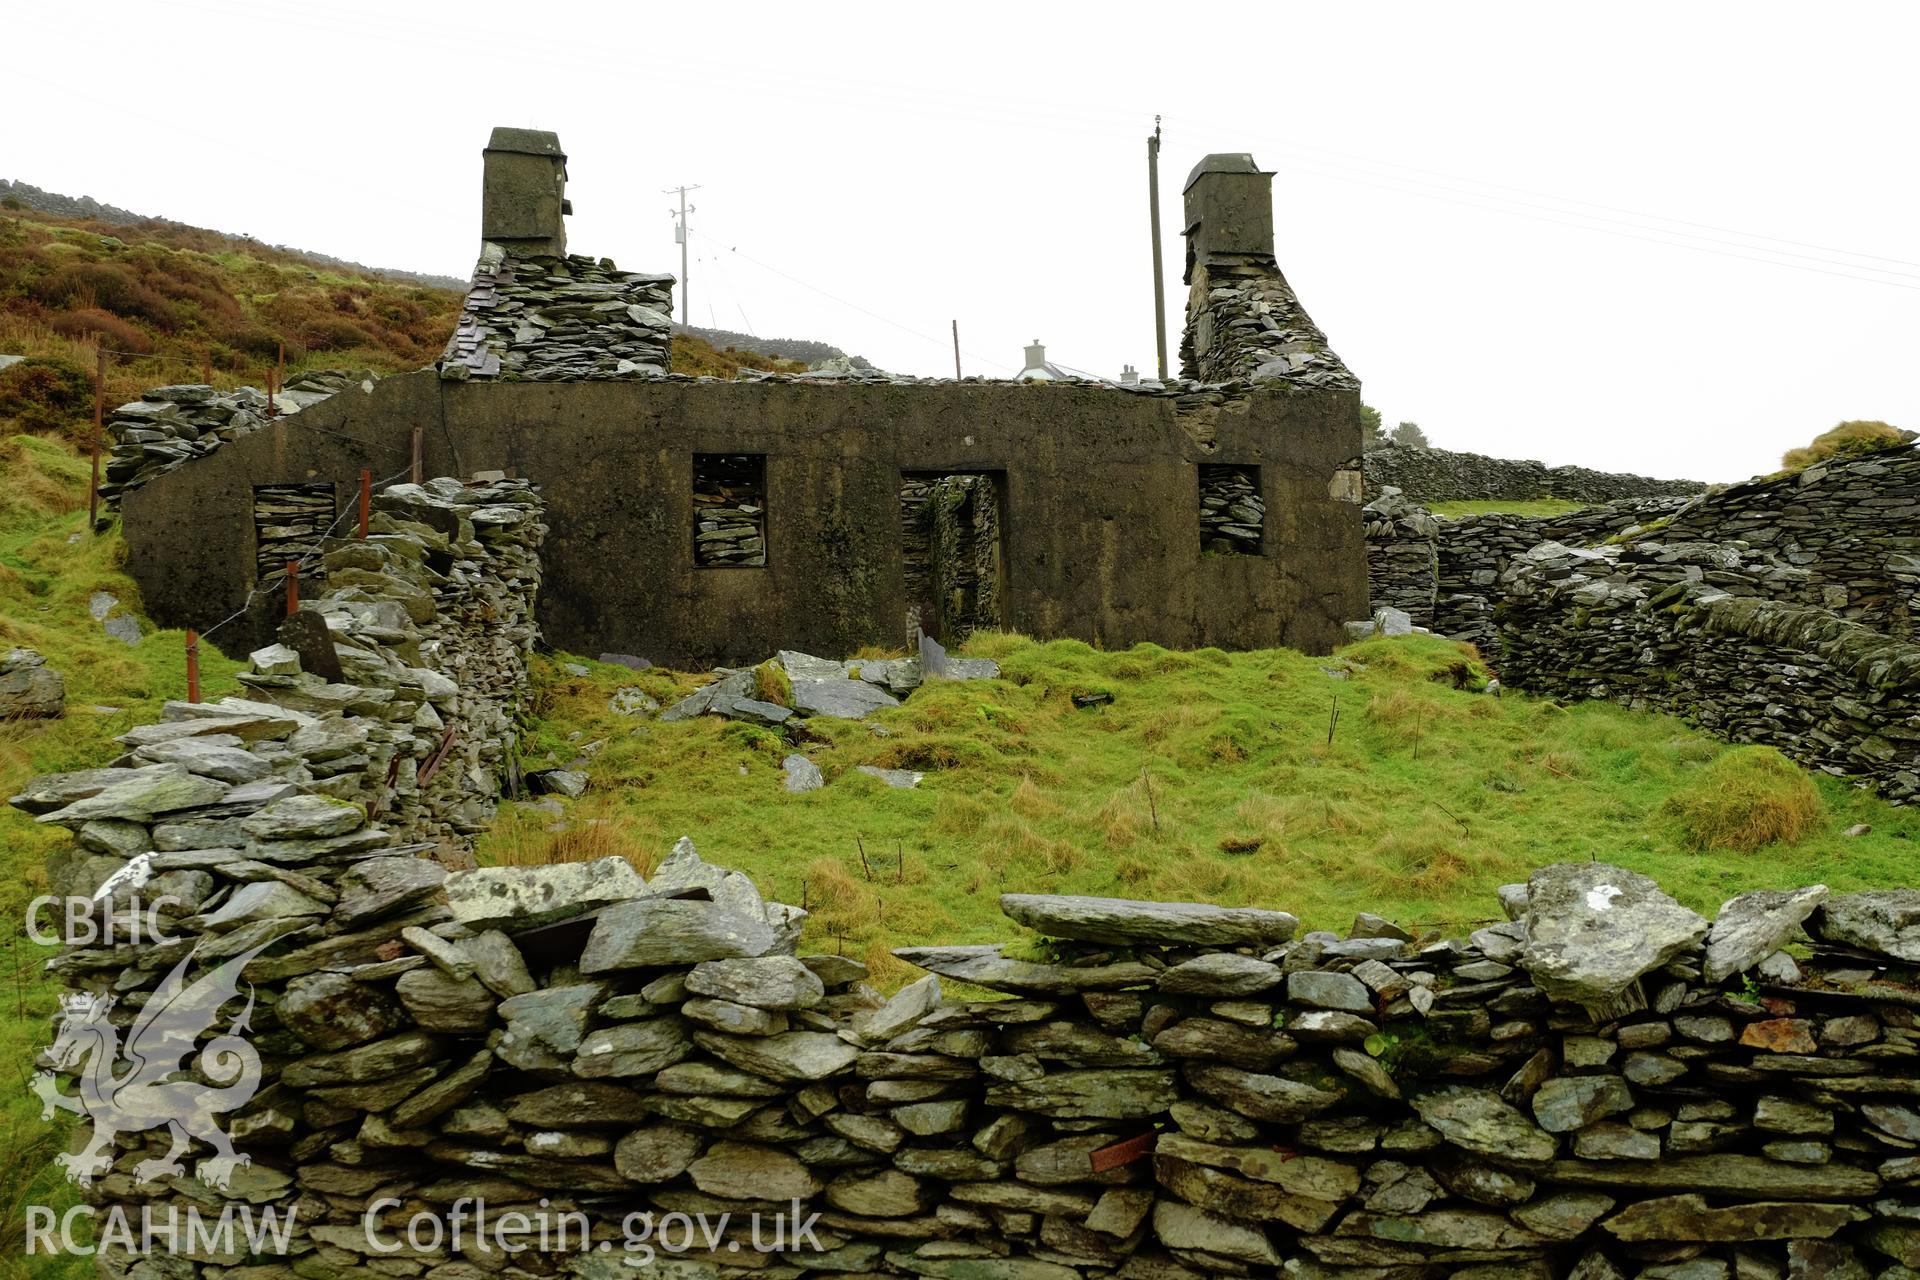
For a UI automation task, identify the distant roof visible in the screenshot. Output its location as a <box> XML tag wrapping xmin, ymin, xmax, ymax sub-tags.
<box><xmin>1184</xmin><ymin>152</ymin><xmax>1268</xmax><ymax>192</ymax></box>
<box><xmin>486</xmin><ymin>127</ymin><xmax>566</xmax><ymax>158</ymax></box>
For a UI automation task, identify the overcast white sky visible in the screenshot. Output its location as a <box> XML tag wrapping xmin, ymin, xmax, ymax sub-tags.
<box><xmin>8</xmin><ymin>1</ymin><xmax>1917</xmax><ymax>482</ymax></box>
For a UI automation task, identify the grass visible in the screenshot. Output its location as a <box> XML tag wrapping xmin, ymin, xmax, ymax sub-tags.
<box><xmin>1428</xmin><ymin>498</ymin><xmax>1588</xmax><ymax>518</ymax></box>
<box><xmin>483</xmin><ymin>632</ymin><xmax>1919</xmax><ymax>989</ymax></box>
<box><xmin>0</xmin><ymin>433</ymin><xmax>245</xmax><ymax>1280</ymax></box>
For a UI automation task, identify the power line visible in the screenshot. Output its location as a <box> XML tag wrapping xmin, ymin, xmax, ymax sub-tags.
<box><xmin>684</xmin><ymin>224</ymin><xmax>1011</xmax><ymax>371</ymax></box>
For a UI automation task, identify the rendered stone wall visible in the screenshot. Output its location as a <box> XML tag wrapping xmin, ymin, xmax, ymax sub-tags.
<box><xmin>118</xmin><ymin>373</ymin><xmax>1368</xmax><ymax>665</ymax></box>
<box><xmin>1363</xmin><ymin>445</ymin><xmax>1703</xmax><ymax>505</ymax></box>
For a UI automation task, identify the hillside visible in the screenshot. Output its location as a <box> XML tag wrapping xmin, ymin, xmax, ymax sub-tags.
<box><xmin>0</xmin><ymin>204</ymin><xmax>467</xmax><ymax>440</ymax></box>
<box><xmin>0</xmin><ymin>204</ymin><xmax>814</xmax><ymax>453</ymax></box>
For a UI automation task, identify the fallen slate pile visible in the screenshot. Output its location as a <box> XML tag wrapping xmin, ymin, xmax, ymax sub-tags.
<box><xmin>98</xmin><ymin>370</ymin><xmax>374</xmax><ymax>504</ymax></box>
<box><xmin>26</xmin><ymin>821</ymin><xmax>1920</xmax><ymax>1278</ymax></box>
<box><xmin>439</xmin><ymin>241</ymin><xmax>674</xmax><ymax>381</ymax></box>
<box><xmin>1199</xmin><ymin>465</ymin><xmax>1264</xmax><ymax>554</ymax></box>
<box><xmin>1</xmin><ymin>646</ymin><xmax>64</xmax><ymax>718</ymax></box>
<box><xmin>1499</xmin><ymin>537</ymin><xmax>1920</xmax><ymax>804</ymax></box>
<box><xmin>661</xmin><ymin>636</ymin><xmax>999</xmax><ymax>728</ymax></box>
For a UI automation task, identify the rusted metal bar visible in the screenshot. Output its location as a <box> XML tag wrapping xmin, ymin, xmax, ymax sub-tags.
<box><xmin>410</xmin><ymin>424</ymin><xmax>424</xmax><ymax>484</ymax></box>
<box><xmin>418</xmin><ymin>727</ymin><xmax>459</xmax><ymax>786</ymax></box>
<box><xmin>185</xmin><ymin>629</ymin><xmax>200</xmax><ymax>703</ymax></box>
<box><xmin>358</xmin><ymin>469</ymin><xmax>372</xmax><ymax>539</ymax></box>
<box><xmin>285</xmin><ymin>561</ymin><xmax>300</xmax><ymax>615</ymax></box>
<box><xmin>1088</xmin><ymin>1132</ymin><xmax>1155</xmax><ymax>1173</ymax></box>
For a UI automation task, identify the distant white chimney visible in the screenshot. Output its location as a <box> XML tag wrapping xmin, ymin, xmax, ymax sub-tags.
<box><xmin>1016</xmin><ymin>339</ymin><xmax>1064</xmax><ymax>382</ymax></box>
<box><xmin>1120</xmin><ymin>364</ymin><xmax>1139</xmax><ymax>384</ymax></box>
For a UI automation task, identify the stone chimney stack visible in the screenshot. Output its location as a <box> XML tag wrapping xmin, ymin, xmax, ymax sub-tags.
<box><xmin>1176</xmin><ymin>151</ymin><xmax>1350</xmax><ymax>387</ymax></box>
<box><xmin>482</xmin><ymin>127</ymin><xmax>570</xmax><ymax>258</ymax></box>
<box><xmin>1182</xmin><ymin>152</ymin><xmax>1276</xmax><ymax>277</ymax></box>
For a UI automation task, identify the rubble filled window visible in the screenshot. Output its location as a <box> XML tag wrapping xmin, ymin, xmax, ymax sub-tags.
<box><xmin>693</xmin><ymin>454</ymin><xmax>767</xmax><ymax>567</ymax></box>
<box><xmin>253</xmin><ymin>483</ymin><xmax>336</xmax><ymax>583</ymax></box>
<box><xmin>1199</xmin><ymin>464</ymin><xmax>1264</xmax><ymax>554</ymax></box>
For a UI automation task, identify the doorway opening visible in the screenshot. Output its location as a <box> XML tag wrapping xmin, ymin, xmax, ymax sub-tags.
<box><xmin>899</xmin><ymin>471</ymin><xmax>1007</xmax><ymax>646</ymax></box>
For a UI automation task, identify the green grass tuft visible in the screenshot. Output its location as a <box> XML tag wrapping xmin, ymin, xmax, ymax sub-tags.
<box><xmin>1664</xmin><ymin>745</ymin><xmax>1826</xmax><ymax>852</ymax></box>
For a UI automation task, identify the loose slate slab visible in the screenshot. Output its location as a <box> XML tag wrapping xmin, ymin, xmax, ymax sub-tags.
<box><xmin>691</xmin><ymin>1030</ymin><xmax>859</xmax><ymax>1081</ymax></box>
<box><xmin>1601</xmin><ymin>1193</ymin><xmax>1866</xmax><ymax>1241</ymax></box>
<box><xmin>892</xmin><ymin>945</ymin><xmax>1155</xmax><ymax>995</ymax></box>
<box><xmin>983</xmin><ymin>1069</ymin><xmax>1179</xmax><ymax>1120</ymax></box>
<box><xmin>332</xmin><ymin>856</ymin><xmax>447</xmax><ymax>929</ymax></box>
<box><xmin>1519</xmin><ymin>862</ymin><xmax>1708</xmax><ymax>1008</ymax></box>
<box><xmin>580</xmin><ymin>898</ymin><xmax>776</xmax><ymax>972</ymax></box>
<box><xmin>1703</xmin><ymin>885</ymin><xmax>1829</xmax><ymax>983</ymax></box>
<box><xmin>1546</xmin><ymin>1155</ymin><xmax>1882</xmax><ymax>1200</ymax></box>
<box><xmin>446</xmin><ymin>857</ymin><xmax>647</xmax><ymax>932</ymax></box>
<box><xmin>37</xmin><ymin>764</ymin><xmax>229</xmax><ymax>826</ymax></box>
<box><xmin>1809</xmin><ymin>890</ymin><xmax>1920</xmax><ymax>963</ymax></box>
<box><xmin>685</xmin><ymin>956</ymin><xmax>826</xmax><ymax>1010</ymax></box>
<box><xmin>791</xmin><ymin>678</ymin><xmax>900</xmax><ymax>720</ymax></box>
<box><xmin>999</xmin><ymin>893</ymin><xmax>1298</xmax><ymax>947</ymax></box>
<box><xmin>1412</xmin><ymin>1086</ymin><xmax>1559</xmax><ymax>1164</ymax></box>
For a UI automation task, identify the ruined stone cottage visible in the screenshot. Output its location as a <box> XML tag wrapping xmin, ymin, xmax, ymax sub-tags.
<box><xmin>116</xmin><ymin>131</ymin><xmax>1368</xmax><ymax>667</ymax></box>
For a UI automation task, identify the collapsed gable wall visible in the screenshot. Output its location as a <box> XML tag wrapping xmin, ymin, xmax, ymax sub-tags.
<box><xmin>120</xmin><ymin>373</ymin><xmax>1368</xmax><ymax>665</ymax></box>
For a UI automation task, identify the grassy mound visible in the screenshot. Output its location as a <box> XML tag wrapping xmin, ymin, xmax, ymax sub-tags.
<box><xmin>1780</xmin><ymin>419</ymin><xmax>1914</xmax><ymax>472</ymax></box>
<box><xmin>1665</xmin><ymin>745</ymin><xmax>1826</xmax><ymax>852</ymax></box>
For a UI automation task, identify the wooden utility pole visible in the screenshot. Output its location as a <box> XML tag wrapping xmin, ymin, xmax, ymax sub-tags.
<box><xmin>665</xmin><ymin>185</ymin><xmax>700</xmax><ymax>325</ymax></box>
<box><xmin>1147</xmin><ymin>116</ymin><xmax>1169</xmax><ymax>382</ymax></box>
<box><xmin>88</xmin><ymin>346</ymin><xmax>104</xmax><ymax>530</ymax></box>
<box><xmin>951</xmin><ymin>320</ymin><xmax>962</xmax><ymax>380</ymax></box>
<box><xmin>410</xmin><ymin>424</ymin><xmax>424</xmax><ymax>484</ymax></box>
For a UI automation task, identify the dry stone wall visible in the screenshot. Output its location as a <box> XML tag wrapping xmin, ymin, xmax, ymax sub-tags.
<box><xmin>23</xmin><ymin>771</ymin><xmax>1920</xmax><ymax>1280</ymax></box>
<box><xmin>100</xmin><ymin>370</ymin><xmax>374</xmax><ymax>504</ymax></box>
<box><xmin>1364</xmin><ymin>489</ymin><xmax>1686</xmax><ymax>650</ymax></box>
<box><xmin>1498</xmin><ymin>538</ymin><xmax>1920</xmax><ymax>806</ymax></box>
<box><xmin>1363</xmin><ymin>445</ymin><xmax>1703</xmax><ymax>506</ymax></box>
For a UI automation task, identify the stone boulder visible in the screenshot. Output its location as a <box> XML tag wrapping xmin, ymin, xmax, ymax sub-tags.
<box><xmin>1518</xmin><ymin>863</ymin><xmax>1707</xmax><ymax>1009</ymax></box>
<box><xmin>1808</xmin><ymin>890</ymin><xmax>1920</xmax><ymax>962</ymax></box>
<box><xmin>0</xmin><ymin>648</ymin><xmax>64</xmax><ymax>718</ymax></box>
<box><xmin>445</xmin><ymin>857</ymin><xmax>648</xmax><ymax>932</ymax></box>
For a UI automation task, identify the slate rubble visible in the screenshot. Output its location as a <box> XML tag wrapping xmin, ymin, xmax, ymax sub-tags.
<box><xmin>98</xmin><ymin>370</ymin><xmax>373</xmax><ymax>504</ymax></box>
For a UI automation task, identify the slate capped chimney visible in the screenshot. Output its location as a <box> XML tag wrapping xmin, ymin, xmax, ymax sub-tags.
<box><xmin>482</xmin><ymin>127</ymin><xmax>571</xmax><ymax>258</ymax></box>
<box><xmin>1181</xmin><ymin>152</ymin><xmax>1275</xmax><ymax>283</ymax></box>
